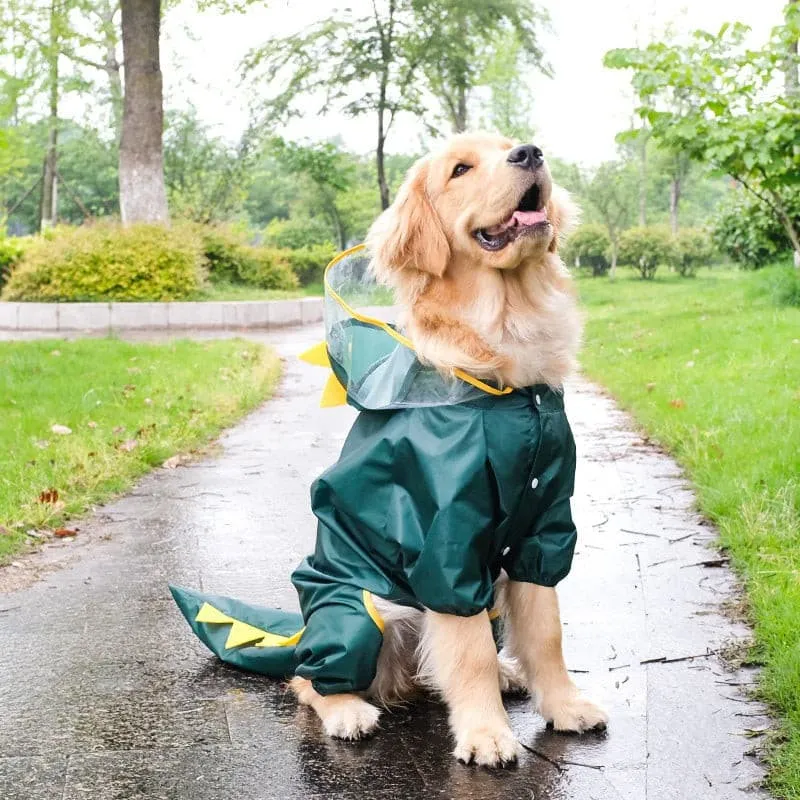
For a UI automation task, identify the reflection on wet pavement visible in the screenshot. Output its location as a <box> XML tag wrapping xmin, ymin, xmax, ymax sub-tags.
<box><xmin>0</xmin><ymin>325</ymin><xmax>771</xmax><ymax>799</ymax></box>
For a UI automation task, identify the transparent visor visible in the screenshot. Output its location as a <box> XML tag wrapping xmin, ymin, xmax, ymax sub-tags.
<box><xmin>324</xmin><ymin>246</ymin><xmax>511</xmax><ymax>410</ymax></box>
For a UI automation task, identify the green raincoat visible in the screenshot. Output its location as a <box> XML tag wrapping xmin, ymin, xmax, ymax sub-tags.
<box><xmin>171</xmin><ymin>246</ymin><xmax>578</xmax><ymax>696</ymax></box>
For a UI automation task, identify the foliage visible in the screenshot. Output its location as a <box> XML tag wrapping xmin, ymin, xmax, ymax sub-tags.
<box><xmin>605</xmin><ymin>9</ymin><xmax>800</xmax><ymax>260</ymax></box>
<box><xmin>0</xmin><ymin>338</ymin><xmax>280</xmax><ymax>562</ymax></box>
<box><xmin>713</xmin><ymin>187</ymin><xmax>800</xmax><ymax>268</ymax></box>
<box><xmin>562</xmin><ymin>224</ymin><xmax>611</xmax><ymax>276</ymax></box>
<box><xmin>618</xmin><ymin>225</ymin><xmax>674</xmax><ymax>279</ymax></box>
<box><xmin>285</xmin><ymin>243</ymin><xmax>338</xmax><ymax>286</ymax></box>
<box><xmin>163</xmin><ymin>110</ymin><xmax>253</xmax><ymax>223</ymax></box>
<box><xmin>670</xmin><ymin>227</ymin><xmax>715</xmax><ymax>277</ymax></box>
<box><xmin>411</xmin><ymin>0</ymin><xmax>548</xmax><ymax>132</ymax></box>
<box><xmin>0</xmin><ymin>233</ymin><xmax>27</xmax><ymax>288</ymax></box>
<box><xmin>2</xmin><ymin>223</ymin><xmax>207</xmax><ymax>301</ymax></box>
<box><xmin>758</xmin><ymin>261</ymin><xmax>800</xmax><ymax>307</ymax></box>
<box><xmin>193</xmin><ymin>224</ymin><xmax>252</xmax><ymax>284</ymax></box>
<box><xmin>263</xmin><ymin>216</ymin><xmax>335</xmax><ymax>250</ymax></box>
<box><xmin>577</xmin><ymin>268</ymin><xmax>799</xmax><ymax>798</ymax></box>
<box><xmin>236</xmin><ymin>246</ymin><xmax>298</xmax><ymax>291</ymax></box>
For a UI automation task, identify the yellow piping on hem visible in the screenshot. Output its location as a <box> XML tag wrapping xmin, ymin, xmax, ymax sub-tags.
<box><xmin>487</xmin><ymin>607</ymin><xmax>501</xmax><ymax>621</ymax></box>
<box><xmin>324</xmin><ymin>245</ymin><xmax>513</xmax><ymax>398</ymax></box>
<box><xmin>362</xmin><ymin>589</ymin><xmax>385</xmax><ymax>634</ymax></box>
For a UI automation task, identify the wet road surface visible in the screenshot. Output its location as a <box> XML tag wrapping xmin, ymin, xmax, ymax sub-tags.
<box><xmin>0</xmin><ymin>324</ymin><xmax>771</xmax><ymax>799</ymax></box>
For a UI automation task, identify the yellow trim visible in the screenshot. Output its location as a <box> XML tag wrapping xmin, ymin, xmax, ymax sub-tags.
<box><xmin>362</xmin><ymin>589</ymin><xmax>385</xmax><ymax>634</ymax></box>
<box><xmin>324</xmin><ymin>245</ymin><xmax>513</xmax><ymax>398</ymax></box>
<box><xmin>195</xmin><ymin>602</ymin><xmax>305</xmax><ymax>650</ymax></box>
<box><xmin>487</xmin><ymin>607</ymin><xmax>501</xmax><ymax>621</ymax></box>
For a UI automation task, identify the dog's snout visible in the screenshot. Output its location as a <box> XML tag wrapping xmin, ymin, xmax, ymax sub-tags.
<box><xmin>507</xmin><ymin>144</ymin><xmax>545</xmax><ymax>171</ymax></box>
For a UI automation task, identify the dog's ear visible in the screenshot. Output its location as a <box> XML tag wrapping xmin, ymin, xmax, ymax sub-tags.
<box><xmin>368</xmin><ymin>160</ymin><xmax>450</xmax><ymax>279</ymax></box>
<box><xmin>547</xmin><ymin>185</ymin><xmax>580</xmax><ymax>254</ymax></box>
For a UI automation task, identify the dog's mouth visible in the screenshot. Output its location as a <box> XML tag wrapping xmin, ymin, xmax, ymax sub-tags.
<box><xmin>474</xmin><ymin>183</ymin><xmax>550</xmax><ymax>252</ymax></box>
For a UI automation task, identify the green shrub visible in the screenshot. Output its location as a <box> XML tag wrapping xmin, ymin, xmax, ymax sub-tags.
<box><xmin>618</xmin><ymin>225</ymin><xmax>675</xmax><ymax>279</ymax></box>
<box><xmin>757</xmin><ymin>263</ymin><xmax>800</xmax><ymax>308</ymax></box>
<box><xmin>0</xmin><ymin>234</ymin><xmax>27</xmax><ymax>289</ymax></box>
<box><xmin>237</xmin><ymin>246</ymin><xmax>298</xmax><ymax>290</ymax></box>
<box><xmin>670</xmin><ymin>228</ymin><xmax>715</xmax><ymax>277</ymax></box>
<box><xmin>193</xmin><ymin>225</ymin><xmax>253</xmax><ymax>284</ymax></box>
<box><xmin>285</xmin><ymin>243</ymin><xmax>338</xmax><ymax>285</ymax></box>
<box><xmin>563</xmin><ymin>224</ymin><xmax>611</xmax><ymax>276</ymax></box>
<box><xmin>2</xmin><ymin>223</ymin><xmax>207</xmax><ymax>302</ymax></box>
<box><xmin>263</xmin><ymin>216</ymin><xmax>336</xmax><ymax>249</ymax></box>
<box><xmin>712</xmin><ymin>189</ymin><xmax>799</xmax><ymax>268</ymax></box>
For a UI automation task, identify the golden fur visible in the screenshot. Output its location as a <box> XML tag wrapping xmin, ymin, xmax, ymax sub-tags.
<box><xmin>290</xmin><ymin>133</ymin><xmax>607</xmax><ymax>767</ymax></box>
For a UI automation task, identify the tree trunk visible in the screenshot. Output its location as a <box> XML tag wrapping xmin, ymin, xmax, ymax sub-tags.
<box><xmin>40</xmin><ymin>0</ymin><xmax>59</xmax><ymax>231</ymax></box>
<box><xmin>639</xmin><ymin>133</ymin><xmax>647</xmax><ymax>226</ymax></box>
<box><xmin>119</xmin><ymin>0</ymin><xmax>168</xmax><ymax>224</ymax></box>
<box><xmin>609</xmin><ymin>240</ymin><xmax>618</xmax><ymax>280</ymax></box>
<box><xmin>784</xmin><ymin>0</ymin><xmax>799</xmax><ymax>98</ymax></box>
<box><xmin>669</xmin><ymin>177</ymin><xmax>680</xmax><ymax>234</ymax></box>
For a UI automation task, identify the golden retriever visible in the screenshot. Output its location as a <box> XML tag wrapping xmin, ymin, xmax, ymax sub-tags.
<box><xmin>290</xmin><ymin>132</ymin><xmax>607</xmax><ymax>766</ymax></box>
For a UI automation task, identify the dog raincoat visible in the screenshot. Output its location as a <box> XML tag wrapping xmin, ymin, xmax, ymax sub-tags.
<box><xmin>171</xmin><ymin>245</ymin><xmax>578</xmax><ymax>696</ymax></box>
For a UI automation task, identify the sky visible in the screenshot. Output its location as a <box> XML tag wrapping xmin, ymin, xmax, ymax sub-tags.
<box><xmin>162</xmin><ymin>0</ymin><xmax>787</xmax><ymax>168</ymax></box>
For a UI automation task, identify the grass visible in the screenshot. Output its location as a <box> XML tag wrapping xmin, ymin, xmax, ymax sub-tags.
<box><xmin>192</xmin><ymin>280</ymin><xmax>323</xmax><ymax>301</ymax></box>
<box><xmin>577</xmin><ymin>264</ymin><xmax>800</xmax><ymax>797</ymax></box>
<box><xmin>0</xmin><ymin>337</ymin><xmax>280</xmax><ymax>563</ymax></box>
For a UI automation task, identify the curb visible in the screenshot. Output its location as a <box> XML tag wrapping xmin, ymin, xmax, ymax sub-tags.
<box><xmin>0</xmin><ymin>298</ymin><xmax>323</xmax><ymax>333</ymax></box>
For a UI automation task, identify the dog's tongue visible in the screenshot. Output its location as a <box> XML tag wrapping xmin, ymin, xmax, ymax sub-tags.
<box><xmin>512</xmin><ymin>209</ymin><xmax>548</xmax><ymax>226</ymax></box>
<box><xmin>485</xmin><ymin>209</ymin><xmax>547</xmax><ymax>235</ymax></box>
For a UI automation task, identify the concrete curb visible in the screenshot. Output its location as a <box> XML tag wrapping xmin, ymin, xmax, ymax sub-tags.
<box><xmin>0</xmin><ymin>298</ymin><xmax>323</xmax><ymax>333</ymax></box>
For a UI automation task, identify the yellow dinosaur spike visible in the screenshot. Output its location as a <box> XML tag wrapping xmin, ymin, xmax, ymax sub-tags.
<box><xmin>299</xmin><ymin>341</ymin><xmax>330</xmax><ymax>368</ymax></box>
<box><xmin>224</xmin><ymin>620</ymin><xmax>270</xmax><ymax>649</ymax></box>
<box><xmin>254</xmin><ymin>627</ymin><xmax>306</xmax><ymax>648</ymax></box>
<box><xmin>195</xmin><ymin>603</ymin><xmax>235</xmax><ymax>625</ymax></box>
<box><xmin>320</xmin><ymin>372</ymin><xmax>347</xmax><ymax>408</ymax></box>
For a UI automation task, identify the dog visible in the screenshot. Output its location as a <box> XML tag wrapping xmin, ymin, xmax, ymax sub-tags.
<box><xmin>289</xmin><ymin>132</ymin><xmax>608</xmax><ymax>767</ymax></box>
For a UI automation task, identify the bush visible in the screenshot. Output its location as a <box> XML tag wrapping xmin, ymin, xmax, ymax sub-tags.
<box><xmin>237</xmin><ymin>246</ymin><xmax>299</xmax><ymax>290</ymax></box>
<box><xmin>194</xmin><ymin>225</ymin><xmax>253</xmax><ymax>284</ymax></box>
<box><xmin>563</xmin><ymin>224</ymin><xmax>611</xmax><ymax>276</ymax></box>
<box><xmin>263</xmin><ymin>216</ymin><xmax>336</xmax><ymax>250</ymax></box>
<box><xmin>2</xmin><ymin>223</ymin><xmax>207</xmax><ymax>302</ymax></box>
<box><xmin>670</xmin><ymin>228</ymin><xmax>715</xmax><ymax>277</ymax></box>
<box><xmin>618</xmin><ymin>225</ymin><xmax>675</xmax><ymax>279</ymax></box>
<box><xmin>712</xmin><ymin>189</ymin><xmax>799</xmax><ymax>268</ymax></box>
<box><xmin>285</xmin><ymin>243</ymin><xmax>338</xmax><ymax>286</ymax></box>
<box><xmin>0</xmin><ymin>234</ymin><xmax>27</xmax><ymax>289</ymax></box>
<box><xmin>760</xmin><ymin>263</ymin><xmax>800</xmax><ymax>308</ymax></box>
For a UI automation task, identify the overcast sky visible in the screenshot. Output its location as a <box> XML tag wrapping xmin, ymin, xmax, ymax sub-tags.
<box><xmin>162</xmin><ymin>0</ymin><xmax>787</xmax><ymax>167</ymax></box>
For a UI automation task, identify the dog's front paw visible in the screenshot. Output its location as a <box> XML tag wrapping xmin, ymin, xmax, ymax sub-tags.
<box><xmin>322</xmin><ymin>696</ymin><xmax>381</xmax><ymax>740</ymax></box>
<box><xmin>453</xmin><ymin>724</ymin><xmax>521</xmax><ymax>767</ymax></box>
<box><xmin>539</xmin><ymin>688</ymin><xmax>608</xmax><ymax>733</ymax></box>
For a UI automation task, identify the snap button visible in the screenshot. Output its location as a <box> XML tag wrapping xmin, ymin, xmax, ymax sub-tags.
<box><xmin>502</xmin><ymin>546</ymin><xmax>511</xmax><ymax>556</ymax></box>
<box><xmin>535</xmin><ymin>393</ymin><xmax>541</xmax><ymax>405</ymax></box>
<box><xmin>531</xmin><ymin>477</ymin><xmax>539</xmax><ymax>489</ymax></box>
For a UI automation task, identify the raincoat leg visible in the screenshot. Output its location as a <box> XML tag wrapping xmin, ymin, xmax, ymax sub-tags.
<box><xmin>291</xmin><ymin>557</ymin><xmax>385</xmax><ymax>696</ymax></box>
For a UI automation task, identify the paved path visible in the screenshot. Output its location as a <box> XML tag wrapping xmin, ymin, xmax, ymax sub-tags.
<box><xmin>0</xmin><ymin>324</ymin><xmax>771</xmax><ymax>800</ymax></box>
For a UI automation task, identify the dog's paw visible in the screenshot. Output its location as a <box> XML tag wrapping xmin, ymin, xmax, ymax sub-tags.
<box><xmin>453</xmin><ymin>724</ymin><xmax>521</xmax><ymax>767</ymax></box>
<box><xmin>539</xmin><ymin>689</ymin><xmax>608</xmax><ymax>733</ymax></box>
<box><xmin>321</xmin><ymin>696</ymin><xmax>381</xmax><ymax>741</ymax></box>
<box><xmin>497</xmin><ymin>654</ymin><xmax>528</xmax><ymax>695</ymax></box>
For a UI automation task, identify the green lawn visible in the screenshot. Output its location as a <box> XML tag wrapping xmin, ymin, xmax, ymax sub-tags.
<box><xmin>0</xmin><ymin>338</ymin><xmax>280</xmax><ymax>563</ymax></box>
<box><xmin>192</xmin><ymin>281</ymin><xmax>323</xmax><ymax>301</ymax></box>
<box><xmin>577</xmin><ymin>265</ymin><xmax>800</xmax><ymax>797</ymax></box>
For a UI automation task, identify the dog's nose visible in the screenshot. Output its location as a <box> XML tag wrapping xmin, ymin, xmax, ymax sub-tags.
<box><xmin>507</xmin><ymin>144</ymin><xmax>545</xmax><ymax>170</ymax></box>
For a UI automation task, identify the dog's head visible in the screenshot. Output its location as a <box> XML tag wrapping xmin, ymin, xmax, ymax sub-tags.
<box><xmin>369</xmin><ymin>132</ymin><xmax>576</xmax><ymax>279</ymax></box>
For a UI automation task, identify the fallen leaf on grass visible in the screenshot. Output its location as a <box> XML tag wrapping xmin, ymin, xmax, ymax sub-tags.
<box><xmin>669</xmin><ymin>399</ymin><xmax>686</xmax><ymax>409</ymax></box>
<box><xmin>646</xmin><ymin>382</ymin><xmax>656</xmax><ymax>392</ymax></box>
<box><xmin>163</xmin><ymin>454</ymin><xmax>190</xmax><ymax>469</ymax></box>
<box><xmin>38</xmin><ymin>488</ymin><xmax>60</xmax><ymax>504</ymax></box>
<box><xmin>112</xmin><ymin>426</ymin><xmax>125</xmax><ymax>435</ymax></box>
<box><xmin>87</xmin><ymin>421</ymin><xmax>98</xmax><ymax>429</ymax></box>
<box><xmin>50</xmin><ymin>349</ymin><xmax>61</xmax><ymax>357</ymax></box>
<box><xmin>51</xmin><ymin>424</ymin><xmax>72</xmax><ymax>435</ymax></box>
<box><xmin>53</xmin><ymin>528</ymin><xmax>78</xmax><ymax>538</ymax></box>
<box><xmin>35</xmin><ymin>440</ymin><xmax>50</xmax><ymax>449</ymax></box>
<box><xmin>118</xmin><ymin>439</ymin><xmax>138</xmax><ymax>452</ymax></box>
<box><xmin>0</xmin><ymin>526</ymin><xmax>10</xmax><ymax>536</ymax></box>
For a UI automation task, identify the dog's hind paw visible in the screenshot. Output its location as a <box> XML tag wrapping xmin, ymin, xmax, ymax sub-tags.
<box><xmin>453</xmin><ymin>724</ymin><xmax>521</xmax><ymax>767</ymax></box>
<box><xmin>321</xmin><ymin>695</ymin><xmax>381</xmax><ymax>740</ymax></box>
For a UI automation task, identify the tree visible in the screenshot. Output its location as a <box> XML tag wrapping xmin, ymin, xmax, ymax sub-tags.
<box><xmin>244</xmin><ymin>2</ymin><xmax>426</xmax><ymax>210</ymax></box>
<box><xmin>412</xmin><ymin>0</ymin><xmax>548</xmax><ymax>133</ymax></box>
<box><xmin>606</xmin><ymin>8</ymin><xmax>800</xmax><ymax>266</ymax></box>
<box><xmin>580</xmin><ymin>161</ymin><xmax>637</xmax><ymax>277</ymax></box>
<box><xmin>119</xmin><ymin>0</ymin><xmax>168</xmax><ymax>223</ymax></box>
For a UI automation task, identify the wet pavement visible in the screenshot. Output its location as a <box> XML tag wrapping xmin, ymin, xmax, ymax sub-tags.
<box><xmin>0</xmin><ymin>324</ymin><xmax>772</xmax><ymax>800</ymax></box>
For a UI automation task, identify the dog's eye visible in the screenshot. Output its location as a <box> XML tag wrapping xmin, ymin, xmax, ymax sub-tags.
<box><xmin>451</xmin><ymin>163</ymin><xmax>472</xmax><ymax>178</ymax></box>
